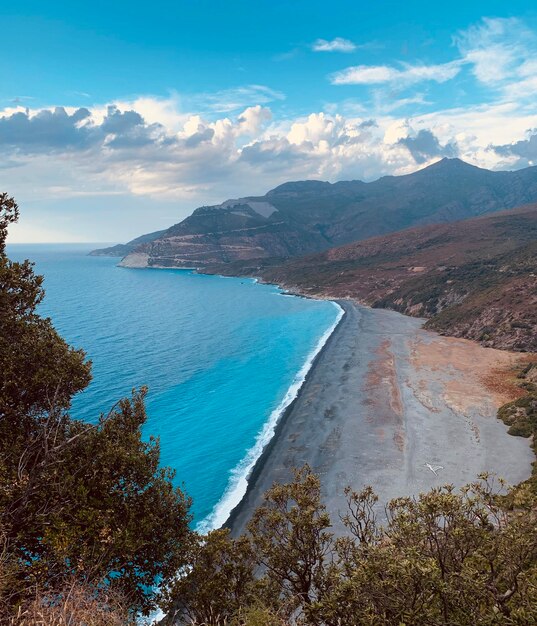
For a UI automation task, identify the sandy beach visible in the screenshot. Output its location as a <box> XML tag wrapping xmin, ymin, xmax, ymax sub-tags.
<box><xmin>227</xmin><ymin>300</ymin><xmax>534</xmax><ymax>536</ymax></box>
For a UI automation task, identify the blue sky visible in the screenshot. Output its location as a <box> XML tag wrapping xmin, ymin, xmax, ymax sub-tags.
<box><xmin>3</xmin><ymin>0</ymin><xmax>537</xmax><ymax>241</ymax></box>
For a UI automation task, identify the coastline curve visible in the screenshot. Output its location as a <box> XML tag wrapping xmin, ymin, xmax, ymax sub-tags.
<box><xmin>196</xmin><ymin>299</ymin><xmax>345</xmax><ymax>533</ymax></box>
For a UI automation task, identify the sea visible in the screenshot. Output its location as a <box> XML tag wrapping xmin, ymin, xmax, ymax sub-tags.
<box><xmin>7</xmin><ymin>244</ymin><xmax>341</xmax><ymax>530</ymax></box>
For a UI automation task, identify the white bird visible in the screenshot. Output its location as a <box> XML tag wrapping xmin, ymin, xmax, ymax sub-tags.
<box><xmin>424</xmin><ymin>463</ymin><xmax>444</xmax><ymax>476</ymax></box>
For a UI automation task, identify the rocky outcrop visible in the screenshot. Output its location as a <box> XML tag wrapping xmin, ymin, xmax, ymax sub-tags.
<box><xmin>117</xmin><ymin>252</ymin><xmax>150</xmax><ymax>268</ymax></box>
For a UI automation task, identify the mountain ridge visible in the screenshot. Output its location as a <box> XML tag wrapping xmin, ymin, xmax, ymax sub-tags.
<box><xmin>91</xmin><ymin>158</ymin><xmax>537</xmax><ymax>267</ymax></box>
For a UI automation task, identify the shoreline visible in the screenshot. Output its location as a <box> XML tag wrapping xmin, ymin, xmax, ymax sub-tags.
<box><xmin>110</xmin><ymin>259</ymin><xmax>534</xmax><ymax>535</ymax></box>
<box><xmin>224</xmin><ymin>300</ymin><xmax>534</xmax><ymax>537</ymax></box>
<box><xmin>114</xmin><ymin>258</ymin><xmax>349</xmax><ymax>533</ymax></box>
<box><xmin>221</xmin><ymin>299</ymin><xmax>349</xmax><ymax>533</ymax></box>
<box><xmin>195</xmin><ymin>297</ymin><xmax>345</xmax><ymax>533</ymax></box>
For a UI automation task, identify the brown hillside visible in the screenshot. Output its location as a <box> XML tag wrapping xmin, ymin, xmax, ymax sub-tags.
<box><xmin>256</xmin><ymin>204</ymin><xmax>537</xmax><ymax>351</ymax></box>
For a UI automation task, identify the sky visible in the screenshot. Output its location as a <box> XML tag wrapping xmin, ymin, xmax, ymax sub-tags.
<box><xmin>3</xmin><ymin>0</ymin><xmax>537</xmax><ymax>242</ymax></box>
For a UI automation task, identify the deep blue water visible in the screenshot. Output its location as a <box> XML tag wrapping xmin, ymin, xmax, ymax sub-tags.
<box><xmin>7</xmin><ymin>244</ymin><xmax>340</xmax><ymax>527</ymax></box>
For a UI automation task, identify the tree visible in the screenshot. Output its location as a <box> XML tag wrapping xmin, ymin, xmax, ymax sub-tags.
<box><xmin>0</xmin><ymin>194</ymin><xmax>91</xmax><ymax>425</ymax></box>
<box><xmin>165</xmin><ymin>528</ymin><xmax>263</xmax><ymax>626</ymax></box>
<box><xmin>317</xmin><ymin>478</ymin><xmax>537</xmax><ymax>626</ymax></box>
<box><xmin>0</xmin><ymin>195</ymin><xmax>192</xmax><ymax>616</ymax></box>
<box><xmin>170</xmin><ymin>469</ymin><xmax>537</xmax><ymax>626</ymax></box>
<box><xmin>247</xmin><ymin>466</ymin><xmax>335</xmax><ymax>622</ymax></box>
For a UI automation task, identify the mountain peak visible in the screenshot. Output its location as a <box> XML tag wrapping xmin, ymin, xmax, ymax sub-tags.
<box><xmin>425</xmin><ymin>157</ymin><xmax>479</xmax><ymax>171</ymax></box>
<box><xmin>92</xmin><ymin>159</ymin><xmax>537</xmax><ymax>265</ymax></box>
<box><xmin>267</xmin><ymin>180</ymin><xmax>331</xmax><ymax>195</ymax></box>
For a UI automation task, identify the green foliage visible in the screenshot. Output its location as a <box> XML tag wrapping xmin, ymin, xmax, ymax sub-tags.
<box><xmin>0</xmin><ymin>195</ymin><xmax>91</xmax><ymax>427</ymax></box>
<box><xmin>248</xmin><ymin>466</ymin><xmax>334</xmax><ymax>614</ymax></box>
<box><xmin>324</xmin><ymin>478</ymin><xmax>537</xmax><ymax>626</ymax></box>
<box><xmin>0</xmin><ymin>196</ymin><xmax>192</xmax><ymax>617</ymax></box>
<box><xmin>499</xmin><ymin>394</ymin><xmax>537</xmax><ymax>439</ymax></box>
<box><xmin>166</xmin><ymin>529</ymin><xmax>265</xmax><ymax>626</ymax></box>
<box><xmin>497</xmin><ymin>364</ymin><xmax>537</xmax><ymax>498</ymax></box>
<box><xmin>173</xmin><ymin>468</ymin><xmax>537</xmax><ymax>626</ymax></box>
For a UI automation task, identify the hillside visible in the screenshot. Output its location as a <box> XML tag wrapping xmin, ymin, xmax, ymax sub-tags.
<box><xmin>89</xmin><ymin>228</ymin><xmax>167</xmax><ymax>257</ymax></box>
<box><xmin>92</xmin><ymin>158</ymin><xmax>537</xmax><ymax>268</ymax></box>
<box><xmin>210</xmin><ymin>205</ymin><xmax>537</xmax><ymax>352</ymax></box>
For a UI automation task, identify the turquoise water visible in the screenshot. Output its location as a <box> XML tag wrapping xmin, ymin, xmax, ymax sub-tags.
<box><xmin>7</xmin><ymin>244</ymin><xmax>340</xmax><ymax>527</ymax></box>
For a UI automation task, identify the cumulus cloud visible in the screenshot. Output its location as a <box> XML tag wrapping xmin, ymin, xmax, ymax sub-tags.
<box><xmin>184</xmin><ymin>126</ymin><xmax>215</xmax><ymax>148</ymax></box>
<box><xmin>4</xmin><ymin>66</ymin><xmax>537</xmax><ymax>242</ymax></box>
<box><xmin>330</xmin><ymin>61</ymin><xmax>462</xmax><ymax>86</ymax></box>
<box><xmin>492</xmin><ymin>129</ymin><xmax>537</xmax><ymax>166</ymax></box>
<box><xmin>398</xmin><ymin>129</ymin><xmax>458</xmax><ymax>164</ymax></box>
<box><xmin>312</xmin><ymin>37</ymin><xmax>356</xmax><ymax>53</ymax></box>
<box><xmin>1</xmin><ymin>95</ymin><xmax>536</xmax><ymax>205</ymax></box>
<box><xmin>0</xmin><ymin>105</ymin><xmax>165</xmax><ymax>153</ymax></box>
<box><xmin>237</xmin><ymin>105</ymin><xmax>272</xmax><ymax>135</ymax></box>
<box><xmin>0</xmin><ymin>99</ymin><xmax>413</xmax><ymax>205</ymax></box>
<box><xmin>0</xmin><ymin>107</ymin><xmax>93</xmax><ymax>151</ymax></box>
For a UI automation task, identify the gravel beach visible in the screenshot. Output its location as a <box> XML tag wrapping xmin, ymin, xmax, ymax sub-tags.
<box><xmin>227</xmin><ymin>300</ymin><xmax>534</xmax><ymax>536</ymax></box>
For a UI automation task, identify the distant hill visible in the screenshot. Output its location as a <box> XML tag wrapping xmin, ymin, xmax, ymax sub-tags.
<box><xmin>229</xmin><ymin>205</ymin><xmax>537</xmax><ymax>352</ymax></box>
<box><xmin>90</xmin><ymin>228</ymin><xmax>167</xmax><ymax>257</ymax></box>
<box><xmin>92</xmin><ymin>159</ymin><xmax>537</xmax><ymax>267</ymax></box>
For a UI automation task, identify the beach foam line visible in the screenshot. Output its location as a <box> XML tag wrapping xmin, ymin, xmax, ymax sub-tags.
<box><xmin>196</xmin><ymin>300</ymin><xmax>345</xmax><ymax>534</ymax></box>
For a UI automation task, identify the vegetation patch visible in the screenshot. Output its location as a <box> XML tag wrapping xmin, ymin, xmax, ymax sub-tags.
<box><xmin>498</xmin><ymin>363</ymin><xmax>537</xmax><ymax>490</ymax></box>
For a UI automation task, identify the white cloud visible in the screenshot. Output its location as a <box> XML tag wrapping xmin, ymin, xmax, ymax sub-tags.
<box><xmin>7</xmin><ymin>16</ymin><xmax>537</xmax><ymax>242</ymax></box>
<box><xmin>330</xmin><ymin>60</ymin><xmax>462</xmax><ymax>86</ymax></box>
<box><xmin>237</xmin><ymin>105</ymin><xmax>272</xmax><ymax>135</ymax></box>
<box><xmin>187</xmin><ymin>85</ymin><xmax>285</xmax><ymax>114</ymax></box>
<box><xmin>312</xmin><ymin>37</ymin><xmax>357</xmax><ymax>53</ymax></box>
<box><xmin>454</xmin><ymin>17</ymin><xmax>526</xmax><ymax>85</ymax></box>
<box><xmin>328</xmin><ymin>17</ymin><xmax>537</xmax><ymax>100</ymax></box>
<box><xmin>452</xmin><ymin>17</ymin><xmax>537</xmax><ymax>100</ymax></box>
<box><xmin>3</xmin><ymin>95</ymin><xmax>537</xmax><ymax>211</ymax></box>
<box><xmin>5</xmin><ymin>22</ymin><xmax>537</xmax><ymax>243</ymax></box>
<box><xmin>111</xmin><ymin>94</ymin><xmax>188</xmax><ymax>131</ymax></box>
<box><xmin>373</xmin><ymin>93</ymin><xmax>431</xmax><ymax>114</ymax></box>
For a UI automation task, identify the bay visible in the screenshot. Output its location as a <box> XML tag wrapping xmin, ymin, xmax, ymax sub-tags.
<box><xmin>7</xmin><ymin>244</ymin><xmax>340</xmax><ymax>526</ymax></box>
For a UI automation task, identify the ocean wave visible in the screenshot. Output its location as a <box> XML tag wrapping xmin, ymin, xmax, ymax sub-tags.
<box><xmin>196</xmin><ymin>300</ymin><xmax>344</xmax><ymax>533</ymax></box>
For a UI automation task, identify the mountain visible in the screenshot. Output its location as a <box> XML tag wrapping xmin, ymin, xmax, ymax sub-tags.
<box><xmin>229</xmin><ymin>204</ymin><xmax>537</xmax><ymax>351</ymax></box>
<box><xmin>90</xmin><ymin>228</ymin><xmax>167</xmax><ymax>257</ymax></box>
<box><xmin>92</xmin><ymin>159</ymin><xmax>537</xmax><ymax>268</ymax></box>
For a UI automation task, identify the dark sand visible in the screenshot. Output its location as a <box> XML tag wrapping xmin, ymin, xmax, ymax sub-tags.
<box><xmin>227</xmin><ymin>300</ymin><xmax>533</xmax><ymax>536</ymax></box>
